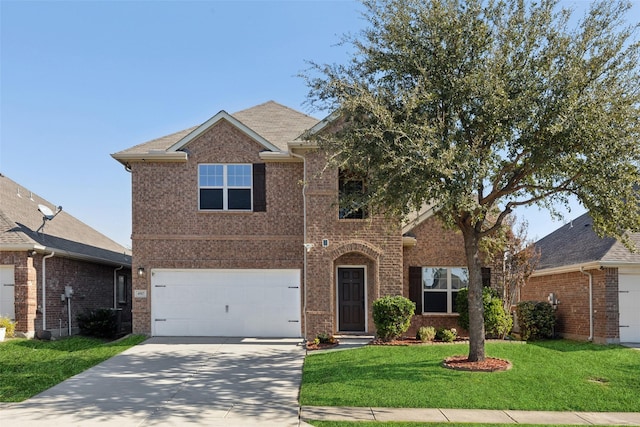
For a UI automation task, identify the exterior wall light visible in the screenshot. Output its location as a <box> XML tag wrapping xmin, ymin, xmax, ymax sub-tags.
<box><xmin>137</xmin><ymin>267</ymin><xmax>146</xmax><ymax>278</ymax></box>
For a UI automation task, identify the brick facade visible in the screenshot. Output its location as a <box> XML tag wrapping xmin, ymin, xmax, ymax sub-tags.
<box><xmin>521</xmin><ymin>268</ymin><xmax>619</xmax><ymax>344</ymax></box>
<box><xmin>0</xmin><ymin>251</ymin><xmax>132</xmax><ymax>338</ymax></box>
<box><xmin>303</xmin><ymin>150</ymin><xmax>403</xmax><ymax>338</ymax></box>
<box><xmin>130</xmin><ymin>120</ymin><xmax>305</xmax><ymax>335</ymax></box>
<box><xmin>402</xmin><ymin>215</ymin><xmax>470</xmax><ymax>336</ymax></box>
<box><xmin>129</xmin><ymin>119</ymin><xmax>408</xmax><ymax>338</ymax></box>
<box><xmin>127</xmin><ymin>113</ymin><xmax>488</xmax><ymax>340</ymax></box>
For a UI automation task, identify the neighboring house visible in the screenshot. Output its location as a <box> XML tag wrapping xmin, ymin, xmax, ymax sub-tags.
<box><xmin>0</xmin><ymin>174</ymin><xmax>132</xmax><ymax>338</ymax></box>
<box><xmin>521</xmin><ymin>212</ymin><xmax>640</xmax><ymax>343</ymax></box>
<box><xmin>112</xmin><ymin>101</ymin><xmax>487</xmax><ymax>339</ymax></box>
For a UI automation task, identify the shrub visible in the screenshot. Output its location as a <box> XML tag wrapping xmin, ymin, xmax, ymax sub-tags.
<box><xmin>436</xmin><ymin>327</ymin><xmax>457</xmax><ymax>342</ymax></box>
<box><xmin>315</xmin><ymin>333</ymin><xmax>336</xmax><ymax>344</ymax></box>
<box><xmin>372</xmin><ymin>295</ymin><xmax>415</xmax><ymax>341</ymax></box>
<box><xmin>516</xmin><ymin>300</ymin><xmax>556</xmax><ymax>341</ymax></box>
<box><xmin>77</xmin><ymin>308</ymin><xmax>119</xmax><ymax>339</ymax></box>
<box><xmin>0</xmin><ymin>316</ymin><xmax>16</xmax><ymax>338</ymax></box>
<box><xmin>416</xmin><ymin>326</ymin><xmax>436</xmax><ymax>342</ymax></box>
<box><xmin>456</xmin><ymin>287</ymin><xmax>513</xmax><ymax>338</ymax></box>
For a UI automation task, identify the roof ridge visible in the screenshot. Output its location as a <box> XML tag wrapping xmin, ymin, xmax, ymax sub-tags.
<box><xmin>232</xmin><ymin>100</ymin><xmax>317</xmax><ymax>121</ymax></box>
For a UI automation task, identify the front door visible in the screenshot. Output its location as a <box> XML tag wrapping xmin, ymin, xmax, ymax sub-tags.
<box><xmin>338</xmin><ymin>267</ymin><xmax>365</xmax><ymax>331</ymax></box>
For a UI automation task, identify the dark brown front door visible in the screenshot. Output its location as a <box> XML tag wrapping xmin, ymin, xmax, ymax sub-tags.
<box><xmin>338</xmin><ymin>267</ymin><xmax>365</xmax><ymax>331</ymax></box>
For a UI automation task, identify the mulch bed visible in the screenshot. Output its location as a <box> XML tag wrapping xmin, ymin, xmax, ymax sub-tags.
<box><xmin>306</xmin><ymin>340</ymin><xmax>339</xmax><ymax>351</ymax></box>
<box><xmin>443</xmin><ymin>355</ymin><xmax>512</xmax><ymax>372</ymax></box>
<box><xmin>370</xmin><ymin>337</ymin><xmax>513</xmax><ymax>372</ymax></box>
<box><xmin>370</xmin><ymin>337</ymin><xmax>468</xmax><ymax>346</ymax></box>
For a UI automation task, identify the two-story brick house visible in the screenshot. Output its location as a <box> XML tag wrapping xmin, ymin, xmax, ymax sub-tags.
<box><xmin>112</xmin><ymin>101</ymin><xmax>475</xmax><ymax>339</ymax></box>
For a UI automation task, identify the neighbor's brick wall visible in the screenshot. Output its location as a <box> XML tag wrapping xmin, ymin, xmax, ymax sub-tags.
<box><xmin>521</xmin><ymin>268</ymin><xmax>619</xmax><ymax>343</ymax></box>
<box><xmin>402</xmin><ymin>215</ymin><xmax>469</xmax><ymax>336</ymax></box>
<box><xmin>130</xmin><ymin>120</ymin><xmax>305</xmax><ymax>335</ymax></box>
<box><xmin>0</xmin><ymin>252</ymin><xmax>37</xmax><ymax>336</ymax></box>
<box><xmin>0</xmin><ymin>251</ymin><xmax>131</xmax><ymax>337</ymax></box>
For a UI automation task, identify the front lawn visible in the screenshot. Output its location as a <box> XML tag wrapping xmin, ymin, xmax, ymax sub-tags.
<box><xmin>0</xmin><ymin>335</ymin><xmax>147</xmax><ymax>402</ymax></box>
<box><xmin>300</xmin><ymin>340</ymin><xmax>640</xmax><ymax>412</ymax></box>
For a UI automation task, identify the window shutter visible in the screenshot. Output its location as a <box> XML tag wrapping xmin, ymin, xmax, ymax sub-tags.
<box><xmin>409</xmin><ymin>266</ymin><xmax>423</xmax><ymax>314</ymax></box>
<box><xmin>252</xmin><ymin>163</ymin><xmax>266</xmax><ymax>212</ymax></box>
<box><xmin>482</xmin><ymin>267</ymin><xmax>491</xmax><ymax>287</ymax></box>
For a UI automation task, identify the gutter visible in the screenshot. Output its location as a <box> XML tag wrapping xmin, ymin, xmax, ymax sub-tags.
<box><xmin>42</xmin><ymin>251</ymin><xmax>55</xmax><ymax>331</ymax></box>
<box><xmin>289</xmin><ymin>150</ymin><xmax>308</xmax><ymax>340</ymax></box>
<box><xmin>580</xmin><ymin>267</ymin><xmax>594</xmax><ymax>342</ymax></box>
<box><xmin>1</xmin><ymin>244</ymin><xmax>131</xmax><ymax>267</ymax></box>
<box><xmin>531</xmin><ymin>261</ymin><xmax>640</xmax><ymax>277</ymax></box>
<box><xmin>111</xmin><ymin>151</ymin><xmax>188</xmax><ymax>167</ymax></box>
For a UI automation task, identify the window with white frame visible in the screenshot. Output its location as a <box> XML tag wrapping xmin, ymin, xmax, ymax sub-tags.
<box><xmin>199</xmin><ymin>164</ymin><xmax>252</xmax><ymax>210</ymax></box>
<box><xmin>422</xmin><ymin>267</ymin><xmax>468</xmax><ymax>313</ymax></box>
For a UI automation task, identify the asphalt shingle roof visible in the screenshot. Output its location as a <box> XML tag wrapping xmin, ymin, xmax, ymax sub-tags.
<box><xmin>535</xmin><ymin>212</ymin><xmax>640</xmax><ymax>270</ymax></box>
<box><xmin>0</xmin><ymin>174</ymin><xmax>131</xmax><ymax>266</ymax></box>
<box><xmin>112</xmin><ymin>101</ymin><xmax>319</xmax><ymax>156</ymax></box>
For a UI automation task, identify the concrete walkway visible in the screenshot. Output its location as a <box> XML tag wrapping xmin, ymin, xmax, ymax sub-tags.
<box><xmin>300</xmin><ymin>406</ymin><xmax>640</xmax><ymax>425</ymax></box>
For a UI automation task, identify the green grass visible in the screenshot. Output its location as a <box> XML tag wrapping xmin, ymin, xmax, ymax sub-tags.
<box><xmin>0</xmin><ymin>335</ymin><xmax>147</xmax><ymax>402</ymax></box>
<box><xmin>301</xmin><ymin>340</ymin><xmax>640</xmax><ymax>412</ymax></box>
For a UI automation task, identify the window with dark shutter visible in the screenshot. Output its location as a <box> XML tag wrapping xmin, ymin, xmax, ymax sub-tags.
<box><xmin>409</xmin><ymin>266</ymin><xmax>423</xmax><ymax>314</ymax></box>
<box><xmin>482</xmin><ymin>267</ymin><xmax>491</xmax><ymax>287</ymax></box>
<box><xmin>252</xmin><ymin>163</ymin><xmax>266</xmax><ymax>212</ymax></box>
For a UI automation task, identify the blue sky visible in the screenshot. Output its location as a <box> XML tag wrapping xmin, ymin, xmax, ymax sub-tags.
<box><xmin>1</xmin><ymin>0</ymin><xmax>638</xmax><ymax>248</ymax></box>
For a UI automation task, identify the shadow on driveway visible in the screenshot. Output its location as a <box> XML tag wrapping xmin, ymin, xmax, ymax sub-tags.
<box><xmin>2</xmin><ymin>337</ymin><xmax>306</xmax><ymax>426</ymax></box>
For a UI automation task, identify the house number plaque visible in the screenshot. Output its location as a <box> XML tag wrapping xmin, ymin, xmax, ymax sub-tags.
<box><xmin>134</xmin><ymin>290</ymin><xmax>147</xmax><ymax>298</ymax></box>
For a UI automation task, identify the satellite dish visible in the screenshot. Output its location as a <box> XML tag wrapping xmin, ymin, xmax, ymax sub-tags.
<box><xmin>36</xmin><ymin>204</ymin><xmax>62</xmax><ymax>235</ymax></box>
<box><xmin>38</xmin><ymin>204</ymin><xmax>55</xmax><ymax>220</ymax></box>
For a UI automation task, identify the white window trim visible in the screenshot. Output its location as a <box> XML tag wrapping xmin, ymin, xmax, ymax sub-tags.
<box><xmin>198</xmin><ymin>163</ymin><xmax>253</xmax><ymax>211</ymax></box>
<box><xmin>422</xmin><ymin>267</ymin><xmax>468</xmax><ymax>314</ymax></box>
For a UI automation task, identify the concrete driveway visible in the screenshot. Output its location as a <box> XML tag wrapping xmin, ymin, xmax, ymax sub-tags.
<box><xmin>1</xmin><ymin>337</ymin><xmax>306</xmax><ymax>426</ymax></box>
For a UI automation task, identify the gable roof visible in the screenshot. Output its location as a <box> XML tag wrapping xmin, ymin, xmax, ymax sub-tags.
<box><xmin>112</xmin><ymin>101</ymin><xmax>319</xmax><ymax>164</ymax></box>
<box><xmin>533</xmin><ymin>212</ymin><xmax>640</xmax><ymax>273</ymax></box>
<box><xmin>0</xmin><ymin>174</ymin><xmax>131</xmax><ymax>266</ymax></box>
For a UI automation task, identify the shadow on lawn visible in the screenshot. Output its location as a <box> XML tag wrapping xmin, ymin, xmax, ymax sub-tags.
<box><xmin>527</xmin><ymin>339</ymin><xmax>631</xmax><ymax>353</ymax></box>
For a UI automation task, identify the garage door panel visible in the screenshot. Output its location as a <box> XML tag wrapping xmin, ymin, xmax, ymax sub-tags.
<box><xmin>619</xmin><ymin>272</ymin><xmax>640</xmax><ymax>342</ymax></box>
<box><xmin>151</xmin><ymin>269</ymin><xmax>300</xmax><ymax>337</ymax></box>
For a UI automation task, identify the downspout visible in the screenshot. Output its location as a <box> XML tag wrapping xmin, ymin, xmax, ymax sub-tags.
<box><xmin>42</xmin><ymin>251</ymin><xmax>55</xmax><ymax>331</ymax></box>
<box><xmin>290</xmin><ymin>151</ymin><xmax>308</xmax><ymax>340</ymax></box>
<box><xmin>113</xmin><ymin>265</ymin><xmax>124</xmax><ymax>309</ymax></box>
<box><xmin>580</xmin><ymin>267</ymin><xmax>594</xmax><ymax>341</ymax></box>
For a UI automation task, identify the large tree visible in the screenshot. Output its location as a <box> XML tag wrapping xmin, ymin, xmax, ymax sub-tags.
<box><xmin>305</xmin><ymin>0</ymin><xmax>640</xmax><ymax>361</ymax></box>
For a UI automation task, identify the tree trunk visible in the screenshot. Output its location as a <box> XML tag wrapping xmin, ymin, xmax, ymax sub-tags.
<box><xmin>461</xmin><ymin>226</ymin><xmax>486</xmax><ymax>362</ymax></box>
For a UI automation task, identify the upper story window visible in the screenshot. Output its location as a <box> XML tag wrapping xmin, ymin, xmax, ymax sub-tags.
<box><xmin>199</xmin><ymin>164</ymin><xmax>252</xmax><ymax>211</ymax></box>
<box><xmin>338</xmin><ymin>170</ymin><xmax>368</xmax><ymax>219</ymax></box>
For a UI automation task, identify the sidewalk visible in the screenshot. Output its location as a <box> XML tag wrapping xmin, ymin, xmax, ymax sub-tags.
<box><xmin>300</xmin><ymin>406</ymin><xmax>640</xmax><ymax>425</ymax></box>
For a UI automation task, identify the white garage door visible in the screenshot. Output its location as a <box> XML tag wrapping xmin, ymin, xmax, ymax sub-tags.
<box><xmin>151</xmin><ymin>269</ymin><xmax>301</xmax><ymax>337</ymax></box>
<box><xmin>619</xmin><ymin>269</ymin><xmax>640</xmax><ymax>343</ymax></box>
<box><xmin>0</xmin><ymin>266</ymin><xmax>15</xmax><ymax>320</ymax></box>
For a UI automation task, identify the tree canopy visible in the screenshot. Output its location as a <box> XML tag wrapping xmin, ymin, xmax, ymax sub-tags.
<box><xmin>305</xmin><ymin>0</ymin><xmax>640</xmax><ymax>361</ymax></box>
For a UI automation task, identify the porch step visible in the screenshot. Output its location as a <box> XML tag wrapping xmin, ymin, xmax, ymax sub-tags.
<box><xmin>333</xmin><ymin>334</ymin><xmax>374</xmax><ymax>349</ymax></box>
